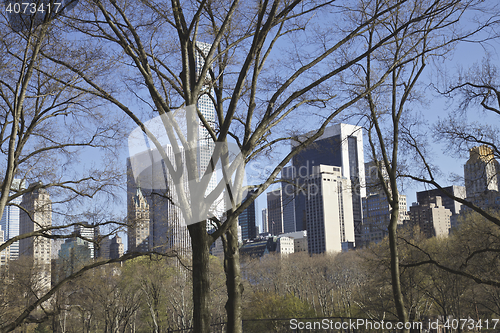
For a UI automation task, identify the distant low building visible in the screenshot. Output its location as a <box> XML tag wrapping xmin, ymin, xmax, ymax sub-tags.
<box><xmin>280</xmin><ymin>230</ymin><xmax>308</xmax><ymax>253</ymax></box>
<box><xmin>276</xmin><ymin>236</ymin><xmax>294</xmax><ymax>255</ymax></box>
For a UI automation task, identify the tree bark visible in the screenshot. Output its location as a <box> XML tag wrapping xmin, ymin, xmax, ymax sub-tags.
<box><xmin>223</xmin><ymin>217</ymin><xmax>244</xmax><ymax>333</ymax></box>
<box><xmin>188</xmin><ymin>222</ymin><xmax>211</xmax><ymax>333</ymax></box>
<box><xmin>388</xmin><ymin>202</ymin><xmax>409</xmax><ymax>332</ymax></box>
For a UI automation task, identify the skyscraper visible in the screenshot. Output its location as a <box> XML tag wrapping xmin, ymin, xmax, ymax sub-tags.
<box><xmin>195</xmin><ymin>41</ymin><xmax>218</xmax><ymax>205</ymax></box>
<box><xmin>306</xmin><ymin>165</ymin><xmax>355</xmax><ymax>253</ymax></box>
<box><xmin>267</xmin><ymin>189</ymin><xmax>283</xmax><ymax>235</ymax></box>
<box><xmin>409</xmin><ymin>196</ymin><xmax>452</xmax><ymax>238</ymax></box>
<box><xmin>281</xmin><ymin>166</ymin><xmax>297</xmax><ymax>233</ymax></box>
<box><xmin>19</xmin><ymin>183</ymin><xmax>52</xmax><ymax>292</ymax></box>
<box><xmin>0</xmin><ymin>179</ymin><xmax>26</xmax><ymax>260</ymax></box>
<box><xmin>239</xmin><ymin>189</ymin><xmax>257</xmax><ymax>240</ymax></box>
<box><xmin>292</xmin><ymin>123</ymin><xmax>365</xmax><ymax>246</ymax></box>
<box><xmin>362</xmin><ymin>193</ymin><xmax>408</xmax><ymax>246</ymax></box>
<box><xmin>126</xmin><ymin>42</ymin><xmax>217</xmax><ymax>256</ymax></box>
<box><xmin>127</xmin><ymin>185</ymin><xmax>151</xmax><ymax>252</ymax></box>
<box><xmin>464</xmin><ymin>145</ymin><xmax>500</xmax><ymax>198</ymax></box>
<box><xmin>416</xmin><ymin>186</ymin><xmax>465</xmax><ymax>230</ymax></box>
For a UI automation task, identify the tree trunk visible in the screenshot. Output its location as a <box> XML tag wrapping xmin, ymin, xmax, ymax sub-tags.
<box><xmin>388</xmin><ymin>205</ymin><xmax>409</xmax><ymax>332</ymax></box>
<box><xmin>189</xmin><ymin>222</ymin><xmax>211</xmax><ymax>333</ymax></box>
<box><xmin>224</xmin><ymin>217</ymin><xmax>244</xmax><ymax>333</ymax></box>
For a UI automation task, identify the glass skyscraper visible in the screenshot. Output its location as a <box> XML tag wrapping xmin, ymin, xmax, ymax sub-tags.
<box><xmin>289</xmin><ymin>123</ymin><xmax>365</xmax><ymax>247</ymax></box>
<box><xmin>0</xmin><ymin>179</ymin><xmax>26</xmax><ymax>260</ymax></box>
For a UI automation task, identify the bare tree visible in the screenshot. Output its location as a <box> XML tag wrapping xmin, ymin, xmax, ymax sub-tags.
<box><xmin>17</xmin><ymin>0</ymin><xmax>487</xmax><ymax>331</ymax></box>
<box><xmin>340</xmin><ymin>0</ymin><xmax>496</xmax><ymax>329</ymax></box>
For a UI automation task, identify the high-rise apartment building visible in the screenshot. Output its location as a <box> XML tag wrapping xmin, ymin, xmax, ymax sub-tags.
<box><xmin>291</xmin><ymin>124</ymin><xmax>365</xmax><ymax>246</ymax></box>
<box><xmin>362</xmin><ymin>161</ymin><xmax>409</xmax><ymax>246</ymax></box>
<box><xmin>464</xmin><ymin>145</ymin><xmax>500</xmax><ymax>198</ymax></box>
<box><xmin>362</xmin><ymin>193</ymin><xmax>408</xmax><ymax>246</ymax></box>
<box><xmin>19</xmin><ymin>183</ymin><xmax>52</xmax><ymax>292</ymax></box>
<box><xmin>239</xmin><ymin>189</ymin><xmax>257</xmax><ymax>241</ymax></box>
<box><xmin>0</xmin><ymin>179</ymin><xmax>26</xmax><ymax>260</ymax></box>
<box><xmin>416</xmin><ymin>186</ymin><xmax>465</xmax><ymax>230</ymax></box>
<box><xmin>306</xmin><ymin>165</ymin><xmax>355</xmax><ymax>254</ymax></box>
<box><xmin>267</xmin><ymin>189</ymin><xmax>284</xmax><ymax>235</ymax></box>
<box><xmin>409</xmin><ymin>196</ymin><xmax>451</xmax><ymax>238</ymax></box>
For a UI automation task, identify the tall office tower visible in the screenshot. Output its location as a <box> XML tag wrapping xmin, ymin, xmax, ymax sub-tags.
<box><xmin>409</xmin><ymin>196</ymin><xmax>452</xmax><ymax>238</ymax></box>
<box><xmin>74</xmin><ymin>222</ymin><xmax>96</xmax><ymax>259</ymax></box>
<box><xmin>126</xmin><ymin>43</ymin><xmax>217</xmax><ymax>256</ymax></box>
<box><xmin>0</xmin><ymin>225</ymin><xmax>10</xmax><ymax>266</ymax></box>
<box><xmin>127</xmin><ymin>186</ymin><xmax>151</xmax><ymax>252</ymax></box>
<box><xmin>110</xmin><ymin>235</ymin><xmax>124</xmax><ymax>259</ymax></box>
<box><xmin>267</xmin><ymin>189</ymin><xmax>284</xmax><ymax>235</ymax></box>
<box><xmin>0</xmin><ymin>179</ymin><xmax>26</xmax><ymax>260</ymax></box>
<box><xmin>306</xmin><ymin>165</ymin><xmax>355</xmax><ymax>254</ymax></box>
<box><xmin>281</xmin><ymin>166</ymin><xmax>297</xmax><ymax>233</ymax></box>
<box><xmin>292</xmin><ymin>123</ymin><xmax>365</xmax><ymax>246</ymax></box>
<box><xmin>416</xmin><ymin>186</ymin><xmax>465</xmax><ymax>230</ymax></box>
<box><xmin>19</xmin><ymin>183</ymin><xmax>52</xmax><ymax>292</ymax></box>
<box><xmin>261</xmin><ymin>208</ymin><xmax>268</xmax><ymax>233</ymax></box>
<box><xmin>362</xmin><ymin>193</ymin><xmax>408</xmax><ymax>246</ymax></box>
<box><xmin>464</xmin><ymin>145</ymin><xmax>500</xmax><ymax>198</ymax></box>
<box><xmin>195</xmin><ymin>42</ymin><xmax>218</xmax><ymax>208</ymax></box>
<box><xmin>239</xmin><ymin>189</ymin><xmax>257</xmax><ymax>241</ymax></box>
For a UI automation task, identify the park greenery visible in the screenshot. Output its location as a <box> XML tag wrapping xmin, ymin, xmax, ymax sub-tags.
<box><xmin>2</xmin><ymin>211</ymin><xmax>499</xmax><ymax>332</ymax></box>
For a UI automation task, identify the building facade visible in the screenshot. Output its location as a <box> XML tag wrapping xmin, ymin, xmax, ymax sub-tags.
<box><xmin>416</xmin><ymin>186</ymin><xmax>465</xmax><ymax>230</ymax></box>
<box><xmin>239</xmin><ymin>189</ymin><xmax>257</xmax><ymax>241</ymax></box>
<box><xmin>127</xmin><ymin>186</ymin><xmax>151</xmax><ymax>252</ymax></box>
<box><xmin>291</xmin><ymin>124</ymin><xmax>365</xmax><ymax>246</ymax></box>
<box><xmin>0</xmin><ymin>179</ymin><xmax>26</xmax><ymax>260</ymax></box>
<box><xmin>409</xmin><ymin>196</ymin><xmax>452</xmax><ymax>238</ymax></box>
<box><xmin>261</xmin><ymin>208</ymin><xmax>268</xmax><ymax>233</ymax></box>
<box><xmin>362</xmin><ymin>193</ymin><xmax>408</xmax><ymax>246</ymax></box>
<box><xmin>74</xmin><ymin>222</ymin><xmax>96</xmax><ymax>259</ymax></box>
<box><xmin>464</xmin><ymin>145</ymin><xmax>500</xmax><ymax>198</ymax></box>
<box><xmin>19</xmin><ymin>183</ymin><xmax>52</xmax><ymax>292</ymax></box>
<box><xmin>267</xmin><ymin>189</ymin><xmax>284</xmax><ymax>235</ymax></box>
<box><xmin>0</xmin><ymin>225</ymin><xmax>10</xmax><ymax>266</ymax></box>
<box><xmin>306</xmin><ymin>165</ymin><xmax>355</xmax><ymax>254</ymax></box>
<box><xmin>110</xmin><ymin>235</ymin><xmax>124</xmax><ymax>259</ymax></box>
<box><xmin>281</xmin><ymin>165</ymin><xmax>297</xmax><ymax>233</ymax></box>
